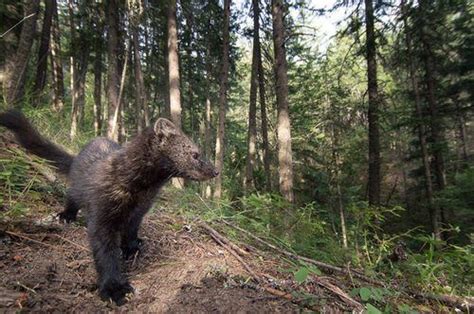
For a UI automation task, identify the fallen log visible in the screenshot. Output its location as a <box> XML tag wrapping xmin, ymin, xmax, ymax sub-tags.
<box><xmin>411</xmin><ymin>291</ymin><xmax>474</xmax><ymax>311</ymax></box>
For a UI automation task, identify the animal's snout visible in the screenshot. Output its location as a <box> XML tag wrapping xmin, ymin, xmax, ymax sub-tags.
<box><xmin>212</xmin><ymin>169</ymin><xmax>219</xmax><ymax>177</ymax></box>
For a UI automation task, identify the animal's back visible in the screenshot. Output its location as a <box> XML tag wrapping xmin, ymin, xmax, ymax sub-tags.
<box><xmin>68</xmin><ymin>137</ymin><xmax>121</xmax><ymax>207</ymax></box>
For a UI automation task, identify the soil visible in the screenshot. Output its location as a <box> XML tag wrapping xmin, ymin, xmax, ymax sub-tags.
<box><xmin>0</xmin><ymin>209</ymin><xmax>303</xmax><ymax>313</ymax></box>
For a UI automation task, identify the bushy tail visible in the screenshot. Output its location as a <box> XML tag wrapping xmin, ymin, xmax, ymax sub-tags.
<box><xmin>0</xmin><ymin>110</ymin><xmax>74</xmax><ymax>175</ymax></box>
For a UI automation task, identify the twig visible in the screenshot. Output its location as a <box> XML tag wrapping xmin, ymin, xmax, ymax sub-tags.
<box><xmin>15</xmin><ymin>281</ymin><xmax>37</xmax><ymax>295</ymax></box>
<box><xmin>205</xmin><ymin>228</ymin><xmax>261</xmax><ymax>282</ymax></box>
<box><xmin>0</xmin><ymin>13</ymin><xmax>36</xmax><ymax>38</ymax></box>
<box><xmin>200</xmin><ymin>223</ymin><xmax>249</xmax><ymax>257</ymax></box>
<box><xmin>6</xmin><ymin>231</ymin><xmax>56</xmax><ymax>249</ymax></box>
<box><xmin>222</xmin><ymin>220</ymin><xmax>382</xmax><ymax>286</ymax></box>
<box><xmin>245</xmin><ymin>281</ymin><xmax>325</xmax><ymax>312</ymax></box>
<box><xmin>53</xmin><ymin>234</ymin><xmax>90</xmax><ymax>252</ymax></box>
<box><xmin>313</xmin><ymin>277</ymin><xmax>363</xmax><ymax>311</ymax></box>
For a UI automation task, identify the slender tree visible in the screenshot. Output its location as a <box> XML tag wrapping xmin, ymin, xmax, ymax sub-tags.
<box><xmin>419</xmin><ymin>0</ymin><xmax>447</xmax><ymax>192</ymax></box>
<box><xmin>106</xmin><ymin>0</ymin><xmax>121</xmax><ymax>141</ymax></box>
<box><xmin>167</xmin><ymin>0</ymin><xmax>184</xmax><ymax>188</ymax></box>
<box><xmin>3</xmin><ymin>0</ymin><xmax>40</xmax><ymax>107</ymax></box>
<box><xmin>255</xmin><ymin>0</ymin><xmax>271</xmax><ymax>191</ymax></box>
<box><xmin>364</xmin><ymin>0</ymin><xmax>381</xmax><ymax>206</ymax></box>
<box><xmin>401</xmin><ymin>0</ymin><xmax>439</xmax><ymax>240</ymax></box>
<box><xmin>93</xmin><ymin>26</ymin><xmax>103</xmax><ymax>136</ymax></box>
<box><xmin>33</xmin><ymin>0</ymin><xmax>54</xmax><ymax>100</ymax></box>
<box><xmin>213</xmin><ymin>0</ymin><xmax>231</xmax><ymax>199</ymax></box>
<box><xmin>271</xmin><ymin>0</ymin><xmax>294</xmax><ymax>202</ymax></box>
<box><xmin>244</xmin><ymin>0</ymin><xmax>260</xmax><ymax>190</ymax></box>
<box><xmin>50</xmin><ymin>0</ymin><xmax>65</xmax><ymax>111</ymax></box>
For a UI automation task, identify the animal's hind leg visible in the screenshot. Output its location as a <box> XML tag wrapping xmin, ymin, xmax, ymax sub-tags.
<box><xmin>58</xmin><ymin>194</ymin><xmax>80</xmax><ymax>223</ymax></box>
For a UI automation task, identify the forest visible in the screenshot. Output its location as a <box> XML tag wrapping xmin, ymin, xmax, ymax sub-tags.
<box><xmin>0</xmin><ymin>0</ymin><xmax>473</xmax><ymax>312</ymax></box>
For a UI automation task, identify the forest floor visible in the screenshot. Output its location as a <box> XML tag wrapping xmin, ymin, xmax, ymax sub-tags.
<box><xmin>0</xmin><ymin>208</ymin><xmax>306</xmax><ymax>312</ymax></box>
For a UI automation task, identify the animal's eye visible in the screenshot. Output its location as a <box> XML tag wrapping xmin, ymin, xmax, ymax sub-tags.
<box><xmin>192</xmin><ymin>152</ymin><xmax>199</xmax><ymax>160</ymax></box>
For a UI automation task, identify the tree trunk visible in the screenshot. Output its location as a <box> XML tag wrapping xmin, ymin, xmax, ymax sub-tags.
<box><xmin>3</xmin><ymin>0</ymin><xmax>40</xmax><ymax>107</ymax></box>
<box><xmin>68</xmin><ymin>0</ymin><xmax>78</xmax><ymax>139</ymax></box>
<box><xmin>213</xmin><ymin>0</ymin><xmax>231</xmax><ymax>199</ymax></box>
<box><xmin>332</xmin><ymin>126</ymin><xmax>348</xmax><ymax>248</ymax></box>
<box><xmin>365</xmin><ymin>0</ymin><xmax>381</xmax><ymax>206</ymax></box>
<box><xmin>401</xmin><ymin>0</ymin><xmax>439</xmax><ymax>241</ymax></box>
<box><xmin>204</xmin><ymin>96</ymin><xmax>213</xmax><ymax>198</ymax></box>
<box><xmin>106</xmin><ymin>0</ymin><xmax>121</xmax><ymax>141</ymax></box>
<box><xmin>167</xmin><ymin>0</ymin><xmax>184</xmax><ymax>189</ymax></box>
<box><xmin>68</xmin><ymin>2</ymin><xmax>90</xmax><ymax>139</ymax></box>
<box><xmin>132</xmin><ymin>25</ymin><xmax>148</xmax><ymax>132</ymax></box>
<box><xmin>50</xmin><ymin>0</ymin><xmax>64</xmax><ymax>111</ymax></box>
<box><xmin>419</xmin><ymin>0</ymin><xmax>447</xmax><ymax>193</ymax></box>
<box><xmin>0</xmin><ymin>0</ymin><xmax>22</xmax><ymax>93</ymax></box>
<box><xmin>33</xmin><ymin>0</ymin><xmax>54</xmax><ymax>101</ymax></box>
<box><xmin>244</xmin><ymin>0</ymin><xmax>260</xmax><ymax>191</ymax></box>
<box><xmin>455</xmin><ymin>102</ymin><xmax>468</xmax><ymax>164</ymax></box>
<box><xmin>271</xmin><ymin>0</ymin><xmax>294</xmax><ymax>203</ymax></box>
<box><xmin>257</xmin><ymin>28</ymin><xmax>271</xmax><ymax>191</ymax></box>
<box><xmin>93</xmin><ymin>42</ymin><xmax>102</xmax><ymax>136</ymax></box>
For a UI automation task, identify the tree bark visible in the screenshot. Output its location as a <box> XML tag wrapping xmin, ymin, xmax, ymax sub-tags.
<box><xmin>132</xmin><ymin>25</ymin><xmax>148</xmax><ymax>132</ymax></box>
<box><xmin>401</xmin><ymin>0</ymin><xmax>439</xmax><ymax>241</ymax></box>
<box><xmin>68</xmin><ymin>0</ymin><xmax>78</xmax><ymax>139</ymax></box>
<box><xmin>3</xmin><ymin>0</ymin><xmax>40</xmax><ymax>107</ymax></box>
<box><xmin>257</xmin><ymin>29</ymin><xmax>271</xmax><ymax>191</ymax></box>
<box><xmin>167</xmin><ymin>0</ymin><xmax>184</xmax><ymax>189</ymax></box>
<box><xmin>419</xmin><ymin>0</ymin><xmax>447</xmax><ymax>192</ymax></box>
<box><xmin>244</xmin><ymin>0</ymin><xmax>260</xmax><ymax>191</ymax></box>
<box><xmin>68</xmin><ymin>1</ymin><xmax>90</xmax><ymax>139</ymax></box>
<box><xmin>106</xmin><ymin>0</ymin><xmax>121</xmax><ymax>141</ymax></box>
<box><xmin>50</xmin><ymin>0</ymin><xmax>65</xmax><ymax>111</ymax></box>
<box><xmin>271</xmin><ymin>0</ymin><xmax>294</xmax><ymax>203</ymax></box>
<box><xmin>365</xmin><ymin>0</ymin><xmax>381</xmax><ymax>206</ymax></box>
<box><xmin>93</xmin><ymin>32</ymin><xmax>103</xmax><ymax>136</ymax></box>
<box><xmin>455</xmin><ymin>102</ymin><xmax>468</xmax><ymax>164</ymax></box>
<box><xmin>33</xmin><ymin>0</ymin><xmax>54</xmax><ymax>101</ymax></box>
<box><xmin>213</xmin><ymin>0</ymin><xmax>231</xmax><ymax>199</ymax></box>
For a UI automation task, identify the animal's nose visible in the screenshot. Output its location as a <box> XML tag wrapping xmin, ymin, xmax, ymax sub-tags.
<box><xmin>213</xmin><ymin>170</ymin><xmax>219</xmax><ymax>177</ymax></box>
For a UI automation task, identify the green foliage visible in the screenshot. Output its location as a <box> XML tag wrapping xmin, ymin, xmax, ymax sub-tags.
<box><xmin>0</xmin><ymin>146</ymin><xmax>60</xmax><ymax>219</ymax></box>
<box><xmin>397</xmin><ymin>234</ymin><xmax>473</xmax><ymax>295</ymax></box>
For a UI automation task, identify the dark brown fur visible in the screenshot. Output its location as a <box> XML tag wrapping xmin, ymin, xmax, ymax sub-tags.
<box><xmin>0</xmin><ymin>110</ymin><xmax>217</xmax><ymax>305</ymax></box>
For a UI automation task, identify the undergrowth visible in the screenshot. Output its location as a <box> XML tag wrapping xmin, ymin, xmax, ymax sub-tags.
<box><xmin>159</xmin><ymin>186</ymin><xmax>473</xmax><ymax>299</ymax></box>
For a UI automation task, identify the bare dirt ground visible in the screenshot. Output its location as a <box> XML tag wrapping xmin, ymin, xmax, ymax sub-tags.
<box><xmin>0</xmin><ymin>209</ymin><xmax>309</xmax><ymax>313</ymax></box>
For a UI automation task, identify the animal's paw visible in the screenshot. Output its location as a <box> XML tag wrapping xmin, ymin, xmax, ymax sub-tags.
<box><xmin>122</xmin><ymin>238</ymin><xmax>143</xmax><ymax>260</ymax></box>
<box><xmin>57</xmin><ymin>211</ymin><xmax>77</xmax><ymax>223</ymax></box>
<box><xmin>99</xmin><ymin>279</ymin><xmax>134</xmax><ymax>305</ymax></box>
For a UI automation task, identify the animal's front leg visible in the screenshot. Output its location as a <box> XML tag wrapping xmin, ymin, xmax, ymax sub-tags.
<box><xmin>121</xmin><ymin>205</ymin><xmax>149</xmax><ymax>259</ymax></box>
<box><xmin>88</xmin><ymin>216</ymin><xmax>133</xmax><ymax>305</ymax></box>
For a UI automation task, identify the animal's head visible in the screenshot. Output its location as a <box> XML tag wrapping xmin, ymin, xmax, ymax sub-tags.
<box><xmin>151</xmin><ymin>118</ymin><xmax>218</xmax><ymax>181</ymax></box>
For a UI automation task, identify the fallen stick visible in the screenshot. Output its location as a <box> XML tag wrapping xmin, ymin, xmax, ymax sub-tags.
<box><xmin>53</xmin><ymin>234</ymin><xmax>90</xmax><ymax>252</ymax></box>
<box><xmin>200</xmin><ymin>223</ymin><xmax>249</xmax><ymax>256</ymax></box>
<box><xmin>202</xmin><ymin>224</ymin><xmax>260</xmax><ymax>281</ymax></box>
<box><xmin>313</xmin><ymin>277</ymin><xmax>363</xmax><ymax>311</ymax></box>
<box><xmin>5</xmin><ymin>231</ymin><xmax>57</xmax><ymax>249</ymax></box>
<box><xmin>245</xmin><ymin>280</ymin><xmax>335</xmax><ymax>312</ymax></box>
<box><xmin>222</xmin><ymin>220</ymin><xmax>381</xmax><ymax>285</ymax></box>
<box><xmin>411</xmin><ymin>291</ymin><xmax>474</xmax><ymax>311</ymax></box>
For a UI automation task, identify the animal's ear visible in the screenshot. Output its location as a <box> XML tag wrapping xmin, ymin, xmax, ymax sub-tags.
<box><xmin>154</xmin><ymin>118</ymin><xmax>178</xmax><ymax>137</ymax></box>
